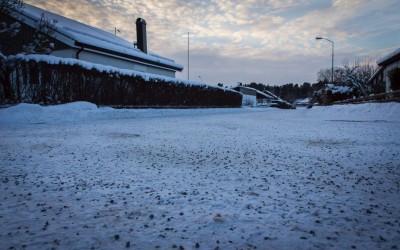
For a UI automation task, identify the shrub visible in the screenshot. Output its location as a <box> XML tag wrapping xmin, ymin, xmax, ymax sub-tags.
<box><xmin>0</xmin><ymin>55</ymin><xmax>242</xmax><ymax>107</ymax></box>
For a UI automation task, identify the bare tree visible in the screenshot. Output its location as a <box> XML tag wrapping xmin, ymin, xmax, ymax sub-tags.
<box><xmin>313</xmin><ymin>57</ymin><xmax>379</xmax><ymax>104</ymax></box>
<box><xmin>317</xmin><ymin>68</ymin><xmax>332</xmax><ymax>84</ymax></box>
<box><xmin>317</xmin><ymin>57</ymin><xmax>377</xmax><ymax>94</ymax></box>
<box><xmin>339</xmin><ymin>58</ymin><xmax>377</xmax><ymax>94</ymax></box>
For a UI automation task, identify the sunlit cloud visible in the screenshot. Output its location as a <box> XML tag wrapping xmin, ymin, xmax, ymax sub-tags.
<box><xmin>25</xmin><ymin>0</ymin><xmax>400</xmax><ymax>85</ymax></box>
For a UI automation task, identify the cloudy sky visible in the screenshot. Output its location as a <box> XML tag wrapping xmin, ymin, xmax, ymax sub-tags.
<box><xmin>26</xmin><ymin>0</ymin><xmax>400</xmax><ymax>86</ymax></box>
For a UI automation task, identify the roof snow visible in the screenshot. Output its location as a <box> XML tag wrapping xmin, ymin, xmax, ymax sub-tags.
<box><xmin>376</xmin><ymin>48</ymin><xmax>400</xmax><ymax>66</ymax></box>
<box><xmin>11</xmin><ymin>3</ymin><xmax>183</xmax><ymax>71</ymax></box>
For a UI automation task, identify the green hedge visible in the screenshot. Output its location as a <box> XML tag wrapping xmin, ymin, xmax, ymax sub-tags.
<box><xmin>0</xmin><ymin>56</ymin><xmax>242</xmax><ymax>107</ymax></box>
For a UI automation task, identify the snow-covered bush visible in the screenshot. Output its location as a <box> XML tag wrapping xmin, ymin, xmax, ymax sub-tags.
<box><xmin>317</xmin><ymin>59</ymin><xmax>376</xmax><ymax>92</ymax></box>
<box><xmin>312</xmin><ymin>83</ymin><xmax>361</xmax><ymax>105</ymax></box>
<box><xmin>314</xmin><ymin>58</ymin><xmax>378</xmax><ymax>104</ymax></box>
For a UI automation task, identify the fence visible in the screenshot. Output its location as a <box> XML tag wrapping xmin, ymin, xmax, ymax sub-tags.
<box><xmin>333</xmin><ymin>90</ymin><xmax>400</xmax><ymax>105</ymax></box>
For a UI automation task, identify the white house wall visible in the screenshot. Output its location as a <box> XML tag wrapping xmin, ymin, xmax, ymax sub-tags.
<box><xmin>51</xmin><ymin>49</ymin><xmax>77</xmax><ymax>59</ymax></box>
<box><xmin>145</xmin><ymin>65</ymin><xmax>175</xmax><ymax>77</ymax></box>
<box><xmin>242</xmin><ymin>94</ymin><xmax>257</xmax><ymax>107</ymax></box>
<box><xmin>51</xmin><ymin>49</ymin><xmax>176</xmax><ymax>78</ymax></box>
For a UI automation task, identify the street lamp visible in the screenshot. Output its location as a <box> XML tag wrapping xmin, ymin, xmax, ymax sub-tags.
<box><xmin>316</xmin><ymin>37</ymin><xmax>334</xmax><ymax>84</ymax></box>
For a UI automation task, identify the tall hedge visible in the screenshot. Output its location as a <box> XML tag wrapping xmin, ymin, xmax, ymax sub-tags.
<box><xmin>0</xmin><ymin>56</ymin><xmax>242</xmax><ymax>107</ymax></box>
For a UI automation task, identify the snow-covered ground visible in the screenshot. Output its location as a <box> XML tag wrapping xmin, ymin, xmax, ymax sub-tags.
<box><xmin>1</xmin><ymin>102</ymin><xmax>399</xmax><ymax>249</ymax></box>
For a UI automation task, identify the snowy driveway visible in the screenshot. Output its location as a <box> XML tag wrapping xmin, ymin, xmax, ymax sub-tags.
<box><xmin>1</xmin><ymin>103</ymin><xmax>399</xmax><ymax>249</ymax></box>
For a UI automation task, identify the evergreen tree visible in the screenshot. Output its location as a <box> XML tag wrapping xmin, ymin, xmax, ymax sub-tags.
<box><xmin>22</xmin><ymin>13</ymin><xmax>58</xmax><ymax>55</ymax></box>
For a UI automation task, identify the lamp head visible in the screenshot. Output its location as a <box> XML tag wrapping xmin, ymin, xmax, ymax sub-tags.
<box><xmin>316</xmin><ymin>37</ymin><xmax>322</xmax><ymax>40</ymax></box>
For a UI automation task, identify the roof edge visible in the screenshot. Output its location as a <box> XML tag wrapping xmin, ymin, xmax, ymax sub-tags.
<box><xmin>377</xmin><ymin>48</ymin><xmax>400</xmax><ymax>66</ymax></box>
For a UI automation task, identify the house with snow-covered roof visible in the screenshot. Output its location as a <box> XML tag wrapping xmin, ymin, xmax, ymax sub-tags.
<box><xmin>294</xmin><ymin>98</ymin><xmax>311</xmax><ymax>107</ymax></box>
<box><xmin>232</xmin><ymin>86</ymin><xmax>294</xmax><ymax>109</ymax></box>
<box><xmin>1</xmin><ymin>3</ymin><xmax>183</xmax><ymax>77</ymax></box>
<box><xmin>368</xmin><ymin>48</ymin><xmax>400</xmax><ymax>92</ymax></box>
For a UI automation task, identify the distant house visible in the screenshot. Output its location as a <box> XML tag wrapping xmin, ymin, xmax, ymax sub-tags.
<box><xmin>368</xmin><ymin>48</ymin><xmax>400</xmax><ymax>92</ymax></box>
<box><xmin>232</xmin><ymin>86</ymin><xmax>294</xmax><ymax>108</ymax></box>
<box><xmin>232</xmin><ymin>86</ymin><xmax>258</xmax><ymax>107</ymax></box>
<box><xmin>294</xmin><ymin>98</ymin><xmax>310</xmax><ymax>107</ymax></box>
<box><xmin>1</xmin><ymin>3</ymin><xmax>183</xmax><ymax>77</ymax></box>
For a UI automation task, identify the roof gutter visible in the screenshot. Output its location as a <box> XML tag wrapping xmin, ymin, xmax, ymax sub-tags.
<box><xmin>76</xmin><ymin>47</ymin><xmax>84</xmax><ymax>59</ymax></box>
<box><xmin>74</xmin><ymin>41</ymin><xmax>183</xmax><ymax>71</ymax></box>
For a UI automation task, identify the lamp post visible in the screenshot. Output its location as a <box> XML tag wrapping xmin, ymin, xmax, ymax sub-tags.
<box><xmin>316</xmin><ymin>37</ymin><xmax>334</xmax><ymax>84</ymax></box>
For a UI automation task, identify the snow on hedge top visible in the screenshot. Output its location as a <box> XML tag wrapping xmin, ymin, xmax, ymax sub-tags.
<box><xmin>12</xmin><ymin>53</ymin><xmax>237</xmax><ymax>93</ymax></box>
<box><xmin>13</xmin><ymin>3</ymin><xmax>183</xmax><ymax>71</ymax></box>
<box><xmin>377</xmin><ymin>48</ymin><xmax>400</xmax><ymax>66</ymax></box>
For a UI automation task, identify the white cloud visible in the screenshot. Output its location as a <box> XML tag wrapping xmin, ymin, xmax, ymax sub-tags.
<box><xmin>25</xmin><ymin>0</ymin><xmax>400</xmax><ymax>84</ymax></box>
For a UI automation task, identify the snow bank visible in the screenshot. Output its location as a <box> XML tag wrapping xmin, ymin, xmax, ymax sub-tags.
<box><xmin>1</xmin><ymin>102</ymin><xmax>399</xmax><ymax>125</ymax></box>
<box><xmin>304</xmin><ymin>102</ymin><xmax>400</xmax><ymax>122</ymax></box>
<box><xmin>0</xmin><ymin>102</ymin><xmax>95</xmax><ymax>124</ymax></box>
<box><xmin>0</xmin><ymin>102</ymin><xmax>260</xmax><ymax>125</ymax></box>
